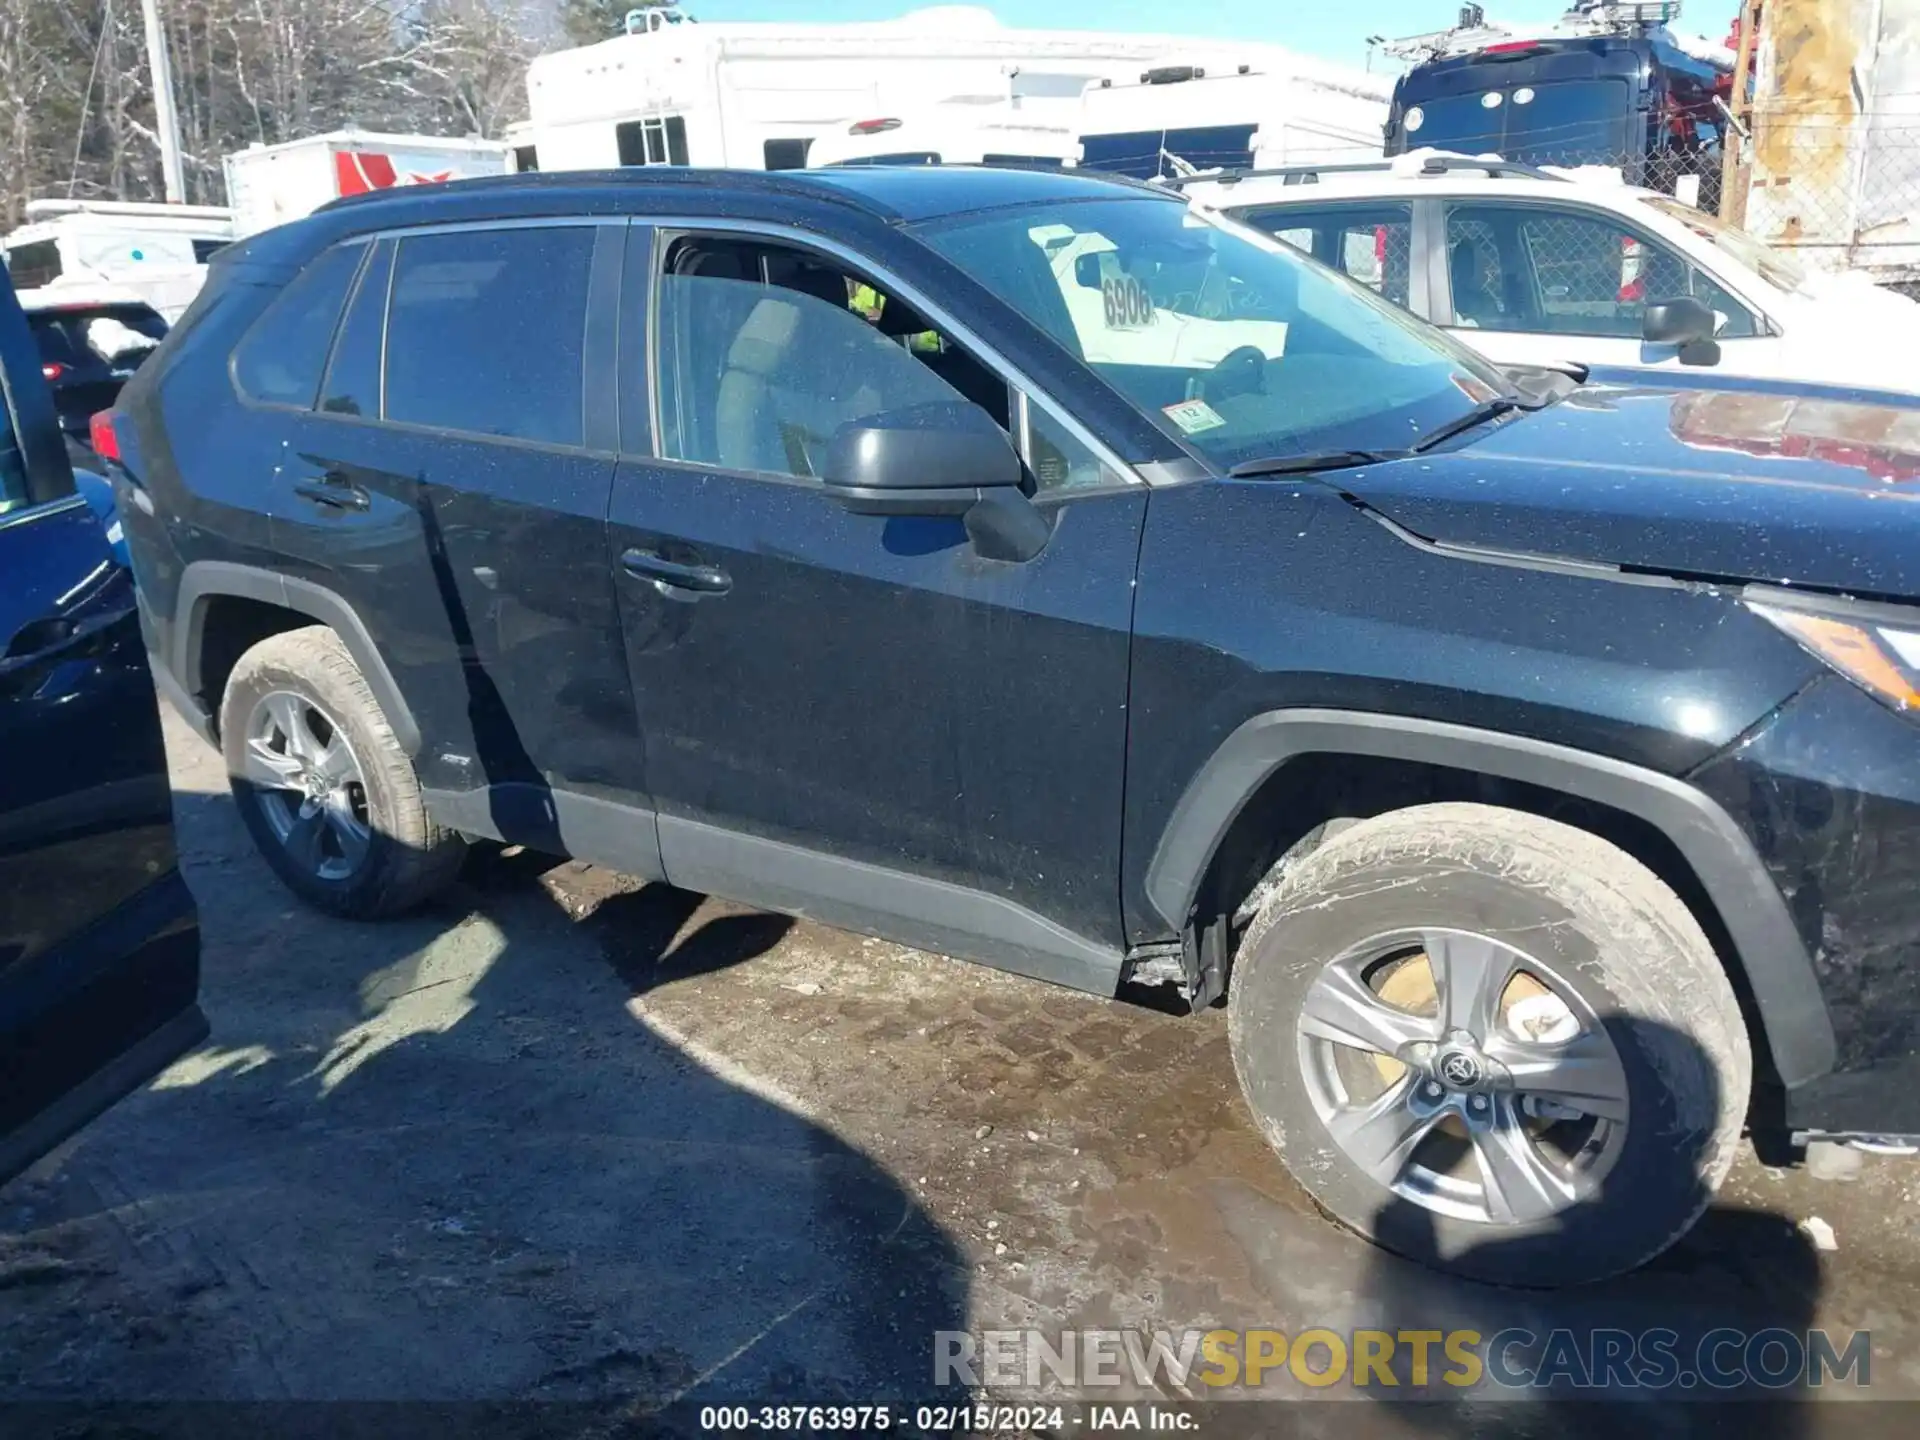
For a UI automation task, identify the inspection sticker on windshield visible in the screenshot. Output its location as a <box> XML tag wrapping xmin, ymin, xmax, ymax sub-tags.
<box><xmin>1163</xmin><ymin>399</ymin><xmax>1227</xmax><ymax>435</ymax></box>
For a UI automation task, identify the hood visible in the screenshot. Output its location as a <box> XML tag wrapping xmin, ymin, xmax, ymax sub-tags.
<box><xmin>1333</xmin><ymin>371</ymin><xmax>1920</xmax><ymax>599</ymax></box>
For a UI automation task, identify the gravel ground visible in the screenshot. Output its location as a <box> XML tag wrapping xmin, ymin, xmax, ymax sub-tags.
<box><xmin>4</xmin><ymin>708</ymin><xmax>1920</xmax><ymax>1436</ymax></box>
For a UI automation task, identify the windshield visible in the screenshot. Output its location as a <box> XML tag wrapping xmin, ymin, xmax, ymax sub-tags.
<box><xmin>1403</xmin><ymin>79</ymin><xmax>1632</xmax><ymax>165</ymax></box>
<box><xmin>1641</xmin><ymin>195</ymin><xmax>1812</xmax><ymax>297</ymax></box>
<box><xmin>914</xmin><ymin>197</ymin><xmax>1508</xmax><ymax>468</ymax></box>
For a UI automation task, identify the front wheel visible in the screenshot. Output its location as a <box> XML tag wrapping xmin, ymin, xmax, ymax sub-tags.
<box><xmin>1229</xmin><ymin>803</ymin><xmax>1750</xmax><ymax>1286</ymax></box>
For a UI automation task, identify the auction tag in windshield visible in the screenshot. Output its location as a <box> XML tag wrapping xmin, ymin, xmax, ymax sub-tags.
<box><xmin>1102</xmin><ymin>275</ymin><xmax>1155</xmax><ymax>329</ymax></box>
<box><xmin>1163</xmin><ymin>399</ymin><xmax>1227</xmax><ymax>435</ymax></box>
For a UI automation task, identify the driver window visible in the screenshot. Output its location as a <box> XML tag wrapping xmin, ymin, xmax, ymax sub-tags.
<box><xmin>654</xmin><ymin>248</ymin><xmax>965</xmax><ymax>479</ymax></box>
<box><xmin>654</xmin><ymin>238</ymin><xmax>1111</xmax><ymax>493</ymax></box>
<box><xmin>1447</xmin><ymin>203</ymin><xmax>1756</xmax><ymax>340</ymax></box>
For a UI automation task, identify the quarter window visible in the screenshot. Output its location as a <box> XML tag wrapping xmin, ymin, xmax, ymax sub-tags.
<box><xmin>384</xmin><ymin>227</ymin><xmax>594</xmax><ymax>447</ymax></box>
<box><xmin>1025</xmin><ymin>401</ymin><xmax>1122</xmax><ymax>493</ymax></box>
<box><xmin>233</xmin><ymin>242</ymin><xmax>364</xmax><ymax>407</ymax></box>
<box><xmin>320</xmin><ymin>241</ymin><xmax>392</xmax><ymax>418</ymax></box>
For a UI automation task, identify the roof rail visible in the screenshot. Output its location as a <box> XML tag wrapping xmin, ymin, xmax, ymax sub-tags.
<box><xmin>1159</xmin><ymin>154</ymin><xmax>1565</xmax><ymax>188</ymax></box>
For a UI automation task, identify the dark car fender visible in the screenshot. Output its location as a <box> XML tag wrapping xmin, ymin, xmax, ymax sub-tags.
<box><xmin>1143</xmin><ymin>707</ymin><xmax>1837</xmax><ymax>1089</ymax></box>
<box><xmin>167</xmin><ymin>559</ymin><xmax>420</xmax><ymax>755</ymax></box>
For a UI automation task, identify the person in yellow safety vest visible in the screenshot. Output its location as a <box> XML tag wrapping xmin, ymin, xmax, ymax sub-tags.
<box><xmin>848</xmin><ymin>280</ymin><xmax>943</xmax><ymax>354</ymax></box>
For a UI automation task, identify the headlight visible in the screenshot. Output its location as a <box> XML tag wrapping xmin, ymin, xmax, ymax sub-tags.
<box><xmin>1747</xmin><ymin>596</ymin><xmax>1920</xmax><ymax>713</ymax></box>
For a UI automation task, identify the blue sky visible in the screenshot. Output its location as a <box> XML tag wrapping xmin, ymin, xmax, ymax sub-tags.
<box><xmin>684</xmin><ymin>2</ymin><xmax>1740</xmax><ymax>68</ymax></box>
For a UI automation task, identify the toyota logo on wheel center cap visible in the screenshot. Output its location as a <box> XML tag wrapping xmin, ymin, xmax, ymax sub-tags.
<box><xmin>1437</xmin><ymin>1049</ymin><xmax>1484</xmax><ymax>1089</ymax></box>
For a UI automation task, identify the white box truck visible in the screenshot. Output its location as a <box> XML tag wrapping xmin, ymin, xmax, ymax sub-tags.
<box><xmin>222</xmin><ymin>130</ymin><xmax>513</xmax><ymax>239</ymax></box>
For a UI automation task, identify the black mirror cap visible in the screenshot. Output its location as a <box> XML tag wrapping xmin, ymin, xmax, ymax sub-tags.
<box><xmin>824</xmin><ymin>401</ymin><xmax>1024</xmax><ymax>517</ymax></box>
<box><xmin>1643</xmin><ymin>295</ymin><xmax>1716</xmax><ymax>347</ymax></box>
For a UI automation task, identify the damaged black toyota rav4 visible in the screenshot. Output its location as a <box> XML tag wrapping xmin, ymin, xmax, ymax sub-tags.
<box><xmin>105</xmin><ymin>165</ymin><xmax>1920</xmax><ymax>1285</ymax></box>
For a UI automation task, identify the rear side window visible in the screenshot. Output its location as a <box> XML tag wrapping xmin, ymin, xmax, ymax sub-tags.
<box><xmin>233</xmin><ymin>243</ymin><xmax>365</xmax><ymax>407</ymax></box>
<box><xmin>383</xmin><ymin>227</ymin><xmax>594</xmax><ymax>447</ymax></box>
<box><xmin>1243</xmin><ymin>204</ymin><xmax>1415</xmax><ymax>310</ymax></box>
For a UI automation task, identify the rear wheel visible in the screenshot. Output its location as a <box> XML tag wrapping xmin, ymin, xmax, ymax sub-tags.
<box><xmin>1229</xmin><ymin>803</ymin><xmax>1749</xmax><ymax>1286</ymax></box>
<box><xmin>220</xmin><ymin>626</ymin><xmax>465</xmax><ymax>918</ymax></box>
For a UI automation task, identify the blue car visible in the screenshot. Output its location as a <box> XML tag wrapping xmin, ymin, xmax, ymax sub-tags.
<box><xmin>0</xmin><ymin>265</ymin><xmax>206</xmax><ymax>1183</ymax></box>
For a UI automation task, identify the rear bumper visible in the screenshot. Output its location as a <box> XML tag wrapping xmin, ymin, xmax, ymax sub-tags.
<box><xmin>1692</xmin><ymin>676</ymin><xmax>1920</xmax><ymax>1135</ymax></box>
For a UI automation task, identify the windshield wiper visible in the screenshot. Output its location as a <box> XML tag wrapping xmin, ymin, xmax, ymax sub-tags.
<box><xmin>1228</xmin><ymin>449</ymin><xmax>1400</xmax><ymax>479</ymax></box>
<box><xmin>1408</xmin><ymin>385</ymin><xmax>1560</xmax><ymax>456</ymax></box>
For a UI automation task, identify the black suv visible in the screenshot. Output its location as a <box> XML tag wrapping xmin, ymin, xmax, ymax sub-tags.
<box><xmin>106</xmin><ymin>165</ymin><xmax>1920</xmax><ymax>1285</ymax></box>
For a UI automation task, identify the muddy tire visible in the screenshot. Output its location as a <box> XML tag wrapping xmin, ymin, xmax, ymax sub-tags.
<box><xmin>1228</xmin><ymin>802</ymin><xmax>1749</xmax><ymax>1287</ymax></box>
<box><xmin>220</xmin><ymin>625</ymin><xmax>465</xmax><ymax>919</ymax></box>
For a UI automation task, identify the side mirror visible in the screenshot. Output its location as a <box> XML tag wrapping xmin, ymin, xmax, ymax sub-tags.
<box><xmin>1643</xmin><ymin>295</ymin><xmax>1721</xmax><ymax>367</ymax></box>
<box><xmin>823</xmin><ymin>402</ymin><xmax>1024</xmax><ymax>517</ymax></box>
<box><xmin>1643</xmin><ymin>295</ymin><xmax>1715</xmax><ymax>346</ymax></box>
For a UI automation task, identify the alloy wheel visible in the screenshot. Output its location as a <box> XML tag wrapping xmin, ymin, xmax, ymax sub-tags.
<box><xmin>241</xmin><ymin>690</ymin><xmax>373</xmax><ymax>883</ymax></box>
<box><xmin>1294</xmin><ymin>927</ymin><xmax>1630</xmax><ymax>1227</ymax></box>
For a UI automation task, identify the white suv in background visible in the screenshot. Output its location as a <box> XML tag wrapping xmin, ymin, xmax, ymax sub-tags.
<box><xmin>1178</xmin><ymin>151</ymin><xmax>1920</xmax><ymax>396</ymax></box>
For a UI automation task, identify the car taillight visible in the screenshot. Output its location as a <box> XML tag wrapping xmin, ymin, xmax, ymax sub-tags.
<box><xmin>41</xmin><ymin>361</ymin><xmax>65</xmax><ymax>380</ymax></box>
<box><xmin>89</xmin><ymin>410</ymin><xmax>122</xmax><ymax>464</ymax></box>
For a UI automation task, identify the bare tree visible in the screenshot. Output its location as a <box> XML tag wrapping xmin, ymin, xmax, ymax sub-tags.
<box><xmin>0</xmin><ymin>0</ymin><xmax>541</xmax><ymax>224</ymax></box>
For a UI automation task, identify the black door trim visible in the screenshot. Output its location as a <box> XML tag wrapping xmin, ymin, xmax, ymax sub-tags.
<box><xmin>175</xmin><ymin>559</ymin><xmax>421</xmax><ymax>755</ymax></box>
<box><xmin>659</xmin><ymin>813</ymin><xmax>1124</xmax><ymax>996</ymax></box>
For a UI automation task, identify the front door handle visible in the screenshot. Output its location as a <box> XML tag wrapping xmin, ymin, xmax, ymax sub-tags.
<box><xmin>620</xmin><ymin>548</ymin><xmax>732</xmax><ymax>596</ymax></box>
<box><xmin>292</xmin><ymin>474</ymin><xmax>369</xmax><ymax>512</ymax></box>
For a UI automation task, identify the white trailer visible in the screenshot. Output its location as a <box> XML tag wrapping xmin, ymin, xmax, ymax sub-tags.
<box><xmin>1</xmin><ymin>200</ymin><xmax>233</xmax><ymax>322</ymax></box>
<box><xmin>222</xmin><ymin>130</ymin><xmax>513</xmax><ymax>240</ymax></box>
<box><xmin>523</xmin><ymin>4</ymin><xmax>1380</xmax><ymax>175</ymax></box>
<box><xmin>1076</xmin><ymin>61</ymin><xmax>1391</xmax><ymax>178</ymax></box>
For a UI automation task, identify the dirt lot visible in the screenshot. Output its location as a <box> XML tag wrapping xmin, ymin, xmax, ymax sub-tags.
<box><xmin>6</xmin><ymin>711</ymin><xmax>1920</xmax><ymax>1433</ymax></box>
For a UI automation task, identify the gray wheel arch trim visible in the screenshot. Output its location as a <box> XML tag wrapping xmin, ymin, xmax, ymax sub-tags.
<box><xmin>1145</xmin><ymin>708</ymin><xmax>1837</xmax><ymax>1088</ymax></box>
<box><xmin>174</xmin><ymin>560</ymin><xmax>421</xmax><ymax>756</ymax></box>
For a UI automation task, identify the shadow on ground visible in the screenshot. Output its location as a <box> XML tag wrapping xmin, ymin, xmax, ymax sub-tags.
<box><xmin>0</xmin><ymin>793</ymin><xmax>966</xmax><ymax>1419</ymax></box>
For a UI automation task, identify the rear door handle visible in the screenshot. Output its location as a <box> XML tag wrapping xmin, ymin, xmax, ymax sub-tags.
<box><xmin>292</xmin><ymin>473</ymin><xmax>369</xmax><ymax>512</ymax></box>
<box><xmin>620</xmin><ymin>547</ymin><xmax>732</xmax><ymax>596</ymax></box>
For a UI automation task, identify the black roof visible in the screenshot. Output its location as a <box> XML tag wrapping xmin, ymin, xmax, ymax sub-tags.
<box><xmin>317</xmin><ymin>163</ymin><xmax>1171</xmax><ymax>227</ymax></box>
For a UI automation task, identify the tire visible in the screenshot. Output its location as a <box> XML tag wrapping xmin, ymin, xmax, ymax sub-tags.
<box><xmin>1228</xmin><ymin>802</ymin><xmax>1749</xmax><ymax>1287</ymax></box>
<box><xmin>220</xmin><ymin>625</ymin><xmax>465</xmax><ymax>919</ymax></box>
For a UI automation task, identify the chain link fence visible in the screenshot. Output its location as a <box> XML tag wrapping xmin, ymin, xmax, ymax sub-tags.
<box><xmin>1524</xmin><ymin>119</ymin><xmax>1920</xmax><ymax>297</ymax></box>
